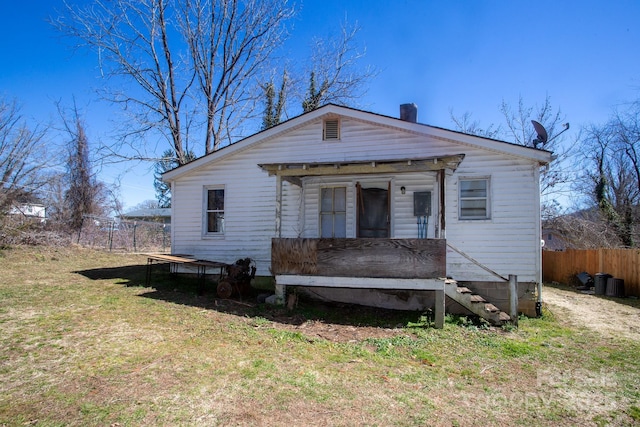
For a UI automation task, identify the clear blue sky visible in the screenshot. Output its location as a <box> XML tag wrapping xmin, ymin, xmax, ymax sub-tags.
<box><xmin>1</xmin><ymin>0</ymin><xmax>639</xmax><ymax>210</ymax></box>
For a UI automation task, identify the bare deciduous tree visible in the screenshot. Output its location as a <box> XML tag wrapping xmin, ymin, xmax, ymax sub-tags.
<box><xmin>300</xmin><ymin>21</ymin><xmax>376</xmax><ymax>112</ymax></box>
<box><xmin>498</xmin><ymin>96</ymin><xmax>565</xmax><ymax>148</ymax></box>
<box><xmin>39</xmin><ymin>171</ymin><xmax>68</xmax><ymax>223</ymax></box>
<box><xmin>184</xmin><ymin>0</ymin><xmax>294</xmax><ymax>152</ymax></box>
<box><xmin>59</xmin><ymin>103</ymin><xmax>110</xmax><ymax>230</ymax></box>
<box><xmin>0</xmin><ymin>98</ymin><xmax>50</xmax><ymax>213</ymax></box>
<box><xmin>449</xmin><ymin>110</ymin><xmax>502</xmax><ymax>139</ymax></box>
<box><xmin>450</xmin><ymin>95</ymin><xmax>574</xmax><ymax>210</ymax></box>
<box><xmin>577</xmin><ymin>101</ymin><xmax>640</xmax><ymax>247</ymax></box>
<box><xmin>55</xmin><ymin>0</ymin><xmax>295</xmax><ymax>164</ymax></box>
<box><xmin>131</xmin><ymin>199</ymin><xmax>161</xmax><ymax>210</ymax></box>
<box><xmin>544</xmin><ymin>209</ymin><xmax>622</xmax><ymax>249</ymax></box>
<box><xmin>499</xmin><ymin>96</ymin><xmax>573</xmax><ymax>199</ymax></box>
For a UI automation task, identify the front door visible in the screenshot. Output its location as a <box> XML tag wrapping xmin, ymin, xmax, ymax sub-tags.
<box><xmin>357</xmin><ymin>183</ymin><xmax>390</xmax><ymax>238</ymax></box>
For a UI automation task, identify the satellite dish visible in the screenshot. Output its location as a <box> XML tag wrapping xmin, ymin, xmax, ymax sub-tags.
<box><xmin>530</xmin><ymin>120</ymin><xmax>570</xmax><ymax>149</ymax></box>
<box><xmin>531</xmin><ymin>120</ymin><xmax>548</xmax><ymax>146</ymax></box>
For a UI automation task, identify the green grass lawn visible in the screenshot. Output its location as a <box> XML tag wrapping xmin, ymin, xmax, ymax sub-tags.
<box><xmin>0</xmin><ymin>246</ymin><xmax>638</xmax><ymax>426</ymax></box>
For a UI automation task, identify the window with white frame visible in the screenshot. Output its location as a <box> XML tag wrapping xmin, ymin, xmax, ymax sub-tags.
<box><xmin>320</xmin><ymin>187</ymin><xmax>346</xmax><ymax>237</ymax></box>
<box><xmin>205</xmin><ymin>187</ymin><xmax>225</xmax><ymax>233</ymax></box>
<box><xmin>459</xmin><ymin>178</ymin><xmax>490</xmax><ymax>219</ymax></box>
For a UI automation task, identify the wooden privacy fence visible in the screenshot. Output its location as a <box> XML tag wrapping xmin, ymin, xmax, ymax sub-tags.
<box><xmin>543</xmin><ymin>249</ymin><xmax>640</xmax><ymax>297</ymax></box>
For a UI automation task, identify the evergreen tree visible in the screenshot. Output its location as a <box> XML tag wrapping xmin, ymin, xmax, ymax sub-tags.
<box><xmin>261</xmin><ymin>72</ymin><xmax>288</xmax><ymax>130</ymax></box>
<box><xmin>275</xmin><ymin>76</ymin><xmax>287</xmax><ymax>124</ymax></box>
<box><xmin>154</xmin><ymin>149</ymin><xmax>195</xmax><ymax>208</ymax></box>
<box><xmin>262</xmin><ymin>82</ymin><xmax>276</xmax><ymax>130</ymax></box>
<box><xmin>301</xmin><ymin>71</ymin><xmax>328</xmax><ymax>113</ymax></box>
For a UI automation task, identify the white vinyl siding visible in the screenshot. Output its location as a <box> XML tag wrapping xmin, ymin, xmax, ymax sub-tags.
<box><xmin>168</xmin><ymin>108</ymin><xmax>545</xmax><ymax>284</ymax></box>
<box><xmin>446</xmin><ymin>156</ymin><xmax>540</xmax><ymax>282</ymax></box>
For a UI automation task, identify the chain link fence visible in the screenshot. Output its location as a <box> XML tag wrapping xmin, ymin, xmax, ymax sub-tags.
<box><xmin>1</xmin><ymin>213</ymin><xmax>170</xmax><ymax>252</ymax></box>
<box><xmin>0</xmin><ymin>214</ymin><xmax>70</xmax><ymax>247</ymax></box>
<box><xmin>76</xmin><ymin>215</ymin><xmax>171</xmax><ymax>252</ymax></box>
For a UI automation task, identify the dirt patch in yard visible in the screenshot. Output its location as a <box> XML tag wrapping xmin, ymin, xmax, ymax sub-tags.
<box><xmin>247</xmin><ymin>285</ymin><xmax>640</xmax><ymax>343</ymax></box>
<box><xmin>224</xmin><ymin>299</ymin><xmax>424</xmax><ymax>343</ymax></box>
<box><xmin>543</xmin><ymin>285</ymin><xmax>640</xmax><ymax>341</ymax></box>
<box><xmin>261</xmin><ymin>316</ymin><xmax>410</xmax><ymax>343</ymax></box>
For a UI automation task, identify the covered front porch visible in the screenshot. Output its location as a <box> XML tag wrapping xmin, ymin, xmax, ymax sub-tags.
<box><xmin>258</xmin><ymin>155</ymin><xmax>466</xmax><ymax>328</ymax></box>
<box><xmin>271</xmin><ymin>237</ymin><xmax>449</xmax><ymax>327</ymax></box>
<box><xmin>259</xmin><ymin>154</ymin><xmax>465</xmax><ymax>241</ymax></box>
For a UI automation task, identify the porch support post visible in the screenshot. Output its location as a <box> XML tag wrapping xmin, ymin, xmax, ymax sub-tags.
<box><xmin>275</xmin><ymin>174</ymin><xmax>282</xmax><ymax>238</ymax></box>
<box><xmin>274</xmin><ymin>175</ymin><xmax>285</xmax><ymax>304</ymax></box>
<box><xmin>509</xmin><ymin>274</ymin><xmax>518</xmax><ymax>326</ymax></box>
<box><xmin>275</xmin><ymin>282</ymin><xmax>286</xmax><ymax>306</ymax></box>
<box><xmin>434</xmin><ymin>288</ymin><xmax>445</xmax><ymax>329</ymax></box>
<box><xmin>439</xmin><ymin>169</ymin><xmax>446</xmax><ymax>238</ymax></box>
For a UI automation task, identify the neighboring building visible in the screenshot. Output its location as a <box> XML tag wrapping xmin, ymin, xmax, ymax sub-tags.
<box><xmin>542</xmin><ymin>228</ymin><xmax>569</xmax><ymax>251</ymax></box>
<box><xmin>8</xmin><ymin>203</ymin><xmax>46</xmax><ymax>222</ymax></box>
<box><xmin>163</xmin><ymin>104</ymin><xmax>552</xmax><ymax>319</ymax></box>
<box><xmin>120</xmin><ymin>208</ymin><xmax>171</xmax><ymax>225</ymax></box>
<box><xmin>542</xmin><ymin>208</ymin><xmax>624</xmax><ymax>250</ymax></box>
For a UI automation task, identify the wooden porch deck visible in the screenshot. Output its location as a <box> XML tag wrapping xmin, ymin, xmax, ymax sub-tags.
<box><xmin>271</xmin><ymin>238</ymin><xmax>447</xmax><ymax>327</ymax></box>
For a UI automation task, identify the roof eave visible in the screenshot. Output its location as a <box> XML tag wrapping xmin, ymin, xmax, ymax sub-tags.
<box><xmin>163</xmin><ymin>107</ymin><xmax>336</xmax><ymax>182</ymax></box>
<box><xmin>163</xmin><ymin>104</ymin><xmax>554</xmax><ymax>181</ymax></box>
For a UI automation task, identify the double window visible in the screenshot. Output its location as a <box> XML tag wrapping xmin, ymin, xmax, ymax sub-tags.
<box><xmin>320</xmin><ymin>187</ymin><xmax>346</xmax><ymax>237</ymax></box>
<box><xmin>205</xmin><ymin>188</ymin><xmax>225</xmax><ymax>233</ymax></box>
<box><xmin>459</xmin><ymin>178</ymin><xmax>490</xmax><ymax>220</ymax></box>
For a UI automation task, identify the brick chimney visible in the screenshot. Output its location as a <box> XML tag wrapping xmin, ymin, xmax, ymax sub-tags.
<box><xmin>400</xmin><ymin>103</ymin><xmax>418</xmax><ymax>123</ymax></box>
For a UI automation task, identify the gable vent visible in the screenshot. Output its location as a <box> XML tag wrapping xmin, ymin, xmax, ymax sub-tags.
<box><xmin>323</xmin><ymin>119</ymin><xmax>340</xmax><ymax>140</ymax></box>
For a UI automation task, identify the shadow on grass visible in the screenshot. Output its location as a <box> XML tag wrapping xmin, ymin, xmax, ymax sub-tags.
<box><xmin>75</xmin><ymin>264</ymin><xmax>148</xmax><ymax>286</ymax></box>
<box><xmin>74</xmin><ymin>263</ymin><xmax>426</xmax><ymax>329</ymax></box>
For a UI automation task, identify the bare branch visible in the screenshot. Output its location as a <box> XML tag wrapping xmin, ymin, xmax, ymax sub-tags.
<box><xmin>55</xmin><ymin>0</ymin><xmax>295</xmax><ymax>211</ymax></box>
<box><xmin>448</xmin><ymin>110</ymin><xmax>502</xmax><ymax>139</ymax></box>
<box><xmin>300</xmin><ymin>20</ymin><xmax>378</xmax><ymax>111</ymax></box>
<box><xmin>54</xmin><ymin>0</ymin><xmax>294</xmax><ymax>163</ymax></box>
<box><xmin>0</xmin><ymin>98</ymin><xmax>52</xmax><ymax>212</ymax></box>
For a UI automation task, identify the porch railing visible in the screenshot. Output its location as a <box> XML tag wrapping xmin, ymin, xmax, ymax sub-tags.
<box><xmin>271</xmin><ymin>238</ymin><xmax>446</xmax><ymax>279</ymax></box>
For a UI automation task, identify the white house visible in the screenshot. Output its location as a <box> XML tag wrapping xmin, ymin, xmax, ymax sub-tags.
<box><xmin>163</xmin><ymin>104</ymin><xmax>552</xmax><ymax>320</ymax></box>
<box><xmin>9</xmin><ymin>203</ymin><xmax>46</xmax><ymax>222</ymax></box>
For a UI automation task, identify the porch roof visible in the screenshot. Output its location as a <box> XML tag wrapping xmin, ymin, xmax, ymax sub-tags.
<box><xmin>259</xmin><ymin>154</ymin><xmax>465</xmax><ymax>185</ymax></box>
